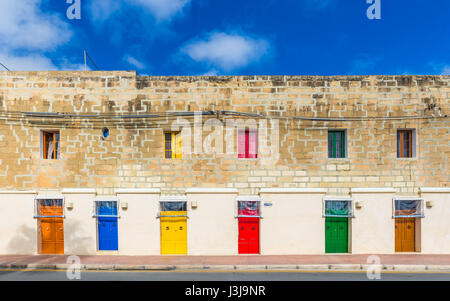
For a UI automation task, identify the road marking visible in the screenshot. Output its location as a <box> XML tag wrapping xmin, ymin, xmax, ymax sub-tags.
<box><xmin>0</xmin><ymin>268</ymin><xmax>449</xmax><ymax>274</ymax></box>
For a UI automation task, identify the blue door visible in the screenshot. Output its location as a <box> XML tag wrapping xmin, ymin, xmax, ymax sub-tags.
<box><xmin>97</xmin><ymin>201</ymin><xmax>118</xmax><ymax>251</ymax></box>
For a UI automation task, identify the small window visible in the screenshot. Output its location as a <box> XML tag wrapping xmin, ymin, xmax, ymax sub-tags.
<box><xmin>237</xmin><ymin>201</ymin><xmax>260</xmax><ymax>217</ymax></box>
<box><xmin>238</xmin><ymin>129</ymin><xmax>258</xmax><ymax>159</ymax></box>
<box><xmin>394</xmin><ymin>199</ymin><xmax>424</xmax><ymax>218</ymax></box>
<box><xmin>94</xmin><ymin>200</ymin><xmax>118</xmax><ymax>217</ymax></box>
<box><xmin>160</xmin><ymin>201</ymin><xmax>187</xmax><ymax>212</ymax></box>
<box><xmin>328</xmin><ymin>130</ymin><xmax>346</xmax><ymax>158</ymax></box>
<box><xmin>323</xmin><ymin>199</ymin><xmax>353</xmax><ymax>218</ymax></box>
<box><xmin>41</xmin><ymin>130</ymin><xmax>60</xmax><ymax>159</ymax></box>
<box><xmin>164</xmin><ymin>132</ymin><xmax>182</xmax><ymax>159</ymax></box>
<box><xmin>397</xmin><ymin>129</ymin><xmax>415</xmax><ymax>158</ymax></box>
<box><xmin>34</xmin><ymin>198</ymin><xmax>64</xmax><ymax>218</ymax></box>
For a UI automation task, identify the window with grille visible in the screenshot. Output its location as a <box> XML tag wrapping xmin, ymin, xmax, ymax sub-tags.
<box><xmin>164</xmin><ymin>132</ymin><xmax>182</xmax><ymax>159</ymax></box>
<box><xmin>328</xmin><ymin>130</ymin><xmax>346</xmax><ymax>158</ymax></box>
<box><xmin>394</xmin><ymin>199</ymin><xmax>424</xmax><ymax>218</ymax></box>
<box><xmin>397</xmin><ymin>129</ymin><xmax>415</xmax><ymax>158</ymax></box>
<box><xmin>41</xmin><ymin>130</ymin><xmax>60</xmax><ymax>159</ymax></box>
<box><xmin>238</xmin><ymin>129</ymin><xmax>258</xmax><ymax>159</ymax></box>
<box><xmin>323</xmin><ymin>199</ymin><xmax>354</xmax><ymax>218</ymax></box>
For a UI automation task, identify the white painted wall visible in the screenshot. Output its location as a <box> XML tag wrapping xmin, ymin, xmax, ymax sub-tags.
<box><xmin>63</xmin><ymin>193</ymin><xmax>97</xmax><ymax>255</ymax></box>
<box><xmin>259</xmin><ymin>193</ymin><xmax>325</xmax><ymax>255</ymax></box>
<box><xmin>351</xmin><ymin>193</ymin><xmax>396</xmax><ymax>254</ymax></box>
<box><xmin>421</xmin><ymin>193</ymin><xmax>450</xmax><ymax>253</ymax></box>
<box><xmin>116</xmin><ymin>193</ymin><xmax>160</xmax><ymax>255</ymax></box>
<box><xmin>1</xmin><ymin>189</ymin><xmax>449</xmax><ymax>255</ymax></box>
<box><xmin>187</xmin><ymin>193</ymin><xmax>238</xmax><ymax>255</ymax></box>
<box><xmin>0</xmin><ymin>193</ymin><xmax>37</xmax><ymax>255</ymax></box>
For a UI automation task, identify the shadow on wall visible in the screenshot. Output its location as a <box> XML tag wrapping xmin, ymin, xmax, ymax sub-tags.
<box><xmin>64</xmin><ymin>219</ymin><xmax>95</xmax><ymax>255</ymax></box>
<box><xmin>7</xmin><ymin>225</ymin><xmax>37</xmax><ymax>255</ymax></box>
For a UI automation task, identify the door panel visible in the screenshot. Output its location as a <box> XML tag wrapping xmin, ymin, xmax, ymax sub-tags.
<box><xmin>160</xmin><ymin>211</ymin><xmax>187</xmax><ymax>255</ymax></box>
<box><xmin>98</xmin><ymin>217</ymin><xmax>118</xmax><ymax>251</ymax></box>
<box><xmin>325</xmin><ymin>217</ymin><xmax>348</xmax><ymax>253</ymax></box>
<box><xmin>39</xmin><ymin>200</ymin><xmax>64</xmax><ymax>255</ymax></box>
<box><xmin>97</xmin><ymin>202</ymin><xmax>118</xmax><ymax>251</ymax></box>
<box><xmin>395</xmin><ymin>218</ymin><xmax>415</xmax><ymax>252</ymax></box>
<box><xmin>238</xmin><ymin>217</ymin><xmax>259</xmax><ymax>254</ymax></box>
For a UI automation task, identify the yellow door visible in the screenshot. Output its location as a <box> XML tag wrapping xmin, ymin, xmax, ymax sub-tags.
<box><xmin>160</xmin><ymin>211</ymin><xmax>187</xmax><ymax>255</ymax></box>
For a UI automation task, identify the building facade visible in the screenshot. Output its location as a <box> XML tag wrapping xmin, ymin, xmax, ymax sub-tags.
<box><xmin>0</xmin><ymin>71</ymin><xmax>448</xmax><ymax>255</ymax></box>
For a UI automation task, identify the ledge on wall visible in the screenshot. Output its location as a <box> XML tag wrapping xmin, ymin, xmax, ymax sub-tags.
<box><xmin>420</xmin><ymin>187</ymin><xmax>450</xmax><ymax>193</ymax></box>
<box><xmin>115</xmin><ymin>188</ymin><xmax>161</xmax><ymax>194</ymax></box>
<box><xmin>62</xmin><ymin>188</ymin><xmax>97</xmax><ymax>194</ymax></box>
<box><xmin>350</xmin><ymin>188</ymin><xmax>396</xmax><ymax>194</ymax></box>
<box><xmin>185</xmin><ymin>188</ymin><xmax>239</xmax><ymax>194</ymax></box>
<box><xmin>0</xmin><ymin>190</ymin><xmax>37</xmax><ymax>194</ymax></box>
<box><xmin>259</xmin><ymin>188</ymin><xmax>327</xmax><ymax>194</ymax></box>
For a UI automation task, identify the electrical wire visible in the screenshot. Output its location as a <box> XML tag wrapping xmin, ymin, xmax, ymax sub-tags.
<box><xmin>0</xmin><ymin>62</ymin><xmax>10</xmax><ymax>71</ymax></box>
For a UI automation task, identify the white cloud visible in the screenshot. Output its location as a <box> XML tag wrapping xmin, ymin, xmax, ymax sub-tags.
<box><xmin>0</xmin><ymin>0</ymin><xmax>76</xmax><ymax>71</ymax></box>
<box><xmin>124</xmin><ymin>55</ymin><xmax>147</xmax><ymax>70</ymax></box>
<box><xmin>0</xmin><ymin>52</ymin><xmax>57</xmax><ymax>71</ymax></box>
<box><xmin>441</xmin><ymin>66</ymin><xmax>450</xmax><ymax>75</ymax></box>
<box><xmin>89</xmin><ymin>0</ymin><xmax>190</xmax><ymax>23</ymax></box>
<box><xmin>132</xmin><ymin>0</ymin><xmax>190</xmax><ymax>21</ymax></box>
<box><xmin>182</xmin><ymin>32</ymin><xmax>270</xmax><ymax>71</ymax></box>
<box><xmin>0</xmin><ymin>0</ymin><xmax>72</xmax><ymax>51</ymax></box>
<box><xmin>88</xmin><ymin>0</ymin><xmax>122</xmax><ymax>22</ymax></box>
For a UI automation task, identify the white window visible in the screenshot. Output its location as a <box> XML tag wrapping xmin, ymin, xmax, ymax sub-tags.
<box><xmin>93</xmin><ymin>198</ymin><xmax>119</xmax><ymax>218</ymax></box>
<box><xmin>393</xmin><ymin>198</ymin><xmax>424</xmax><ymax>218</ymax></box>
<box><xmin>34</xmin><ymin>196</ymin><xmax>65</xmax><ymax>218</ymax></box>
<box><xmin>158</xmin><ymin>197</ymin><xmax>188</xmax><ymax>218</ymax></box>
<box><xmin>236</xmin><ymin>196</ymin><xmax>262</xmax><ymax>218</ymax></box>
<box><xmin>323</xmin><ymin>198</ymin><xmax>354</xmax><ymax>218</ymax></box>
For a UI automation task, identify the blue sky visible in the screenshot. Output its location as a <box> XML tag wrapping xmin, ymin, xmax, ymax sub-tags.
<box><xmin>0</xmin><ymin>0</ymin><xmax>449</xmax><ymax>76</ymax></box>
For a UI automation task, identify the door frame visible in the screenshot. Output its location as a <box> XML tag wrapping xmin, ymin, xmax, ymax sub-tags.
<box><xmin>158</xmin><ymin>196</ymin><xmax>188</xmax><ymax>255</ymax></box>
<box><xmin>393</xmin><ymin>197</ymin><xmax>424</xmax><ymax>253</ymax></box>
<box><xmin>34</xmin><ymin>195</ymin><xmax>65</xmax><ymax>255</ymax></box>
<box><xmin>236</xmin><ymin>196</ymin><xmax>262</xmax><ymax>255</ymax></box>
<box><xmin>94</xmin><ymin>198</ymin><xmax>119</xmax><ymax>252</ymax></box>
<box><xmin>323</xmin><ymin>197</ymin><xmax>354</xmax><ymax>254</ymax></box>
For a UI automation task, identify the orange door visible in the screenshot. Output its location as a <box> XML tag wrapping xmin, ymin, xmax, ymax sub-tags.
<box><xmin>39</xmin><ymin>200</ymin><xmax>64</xmax><ymax>254</ymax></box>
<box><xmin>395</xmin><ymin>218</ymin><xmax>415</xmax><ymax>252</ymax></box>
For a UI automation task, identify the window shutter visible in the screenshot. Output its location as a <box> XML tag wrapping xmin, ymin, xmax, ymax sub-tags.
<box><xmin>175</xmin><ymin>132</ymin><xmax>182</xmax><ymax>159</ymax></box>
<box><xmin>238</xmin><ymin>129</ymin><xmax>246</xmax><ymax>158</ymax></box>
<box><xmin>248</xmin><ymin>129</ymin><xmax>258</xmax><ymax>158</ymax></box>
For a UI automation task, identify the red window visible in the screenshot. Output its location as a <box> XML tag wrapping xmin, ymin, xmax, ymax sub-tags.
<box><xmin>238</xmin><ymin>129</ymin><xmax>258</xmax><ymax>159</ymax></box>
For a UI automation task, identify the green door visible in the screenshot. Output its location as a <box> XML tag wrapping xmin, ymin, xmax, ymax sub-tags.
<box><xmin>325</xmin><ymin>217</ymin><xmax>348</xmax><ymax>253</ymax></box>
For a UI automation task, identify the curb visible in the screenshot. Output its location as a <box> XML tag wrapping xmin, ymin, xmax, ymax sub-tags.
<box><xmin>1</xmin><ymin>263</ymin><xmax>450</xmax><ymax>273</ymax></box>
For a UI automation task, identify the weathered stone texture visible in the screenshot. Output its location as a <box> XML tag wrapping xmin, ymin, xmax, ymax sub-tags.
<box><xmin>0</xmin><ymin>71</ymin><xmax>448</xmax><ymax>195</ymax></box>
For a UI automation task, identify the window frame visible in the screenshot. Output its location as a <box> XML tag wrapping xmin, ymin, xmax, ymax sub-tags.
<box><xmin>397</xmin><ymin>129</ymin><xmax>416</xmax><ymax>158</ymax></box>
<box><xmin>237</xmin><ymin>128</ymin><xmax>258</xmax><ymax>159</ymax></box>
<box><xmin>93</xmin><ymin>198</ymin><xmax>120</xmax><ymax>218</ymax></box>
<box><xmin>236</xmin><ymin>196</ymin><xmax>262</xmax><ymax>218</ymax></box>
<box><xmin>323</xmin><ymin>197</ymin><xmax>354</xmax><ymax>218</ymax></box>
<box><xmin>34</xmin><ymin>195</ymin><xmax>65</xmax><ymax>218</ymax></box>
<box><xmin>157</xmin><ymin>196</ymin><xmax>188</xmax><ymax>218</ymax></box>
<box><xmin>163</xmin><ymin>131</ymin><xmax>182</xmax><ymax>159</ymax></box>
<box><xmin>327</xmin><ymin>129</ymin><xmax>347</xmax><ymax>159</ymax></box>
<box><xmin>41</xmin><ymin>130</ymin><xmax>61</xmax><ymax>160</ymax></box>
<box><xmin>393</xmin><ymin>197</ymin><xmax>424</xmax><ymax>218</ymax></box>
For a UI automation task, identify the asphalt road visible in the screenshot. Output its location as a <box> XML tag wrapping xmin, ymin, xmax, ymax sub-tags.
<box><xmin>0</xmin><ymin>270</ymin><xmax>449</xmax><ymax>281</ymax></box>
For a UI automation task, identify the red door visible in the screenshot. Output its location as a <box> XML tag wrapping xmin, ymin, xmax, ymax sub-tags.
<box><xmin>238</xmin><ymin>217</ymin><xmax>259</xmax><ymax>254</ymax></box>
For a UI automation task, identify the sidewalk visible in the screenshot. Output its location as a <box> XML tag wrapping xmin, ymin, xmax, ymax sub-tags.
<box><xmin>1</xmin><ymin>254</ymin><xmax>450</xmax><ymax>272</ymax></box>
